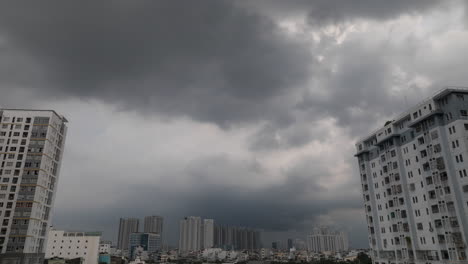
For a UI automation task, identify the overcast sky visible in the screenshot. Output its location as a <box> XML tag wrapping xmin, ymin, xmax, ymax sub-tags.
<box><xmin>1</xmin><ymin>0</ymin><xmax>468</xmax><ymax>248</ymax></box>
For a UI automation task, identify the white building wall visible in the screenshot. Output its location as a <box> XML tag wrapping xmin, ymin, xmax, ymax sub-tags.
<box><xmin>178</xmin><ymin>216</ymin><xmax>202</xmax><ymax>254</ymax></box>
<box><xmin>0</xmin><ymin>109</ymin><xmax>68</xmax><ymax>261</ymax></box>
<box><xmin>99</xmin><ymin>241</ymin><xmax>112</xmax><ymax>254</ymax></box>
<box><xmin>45</xmin><ymin>230</ymin><xmax>100</xmax><ymax>264</ymax></box>
<box><xmin>203</xmin><ymin>219</ymin><xmax>214</xmax><ymax>249</ymax></box>
<box><xmin>356</xmin><ymin>88</ymin><xmax>468</xmax><ymax>264</ymax></box>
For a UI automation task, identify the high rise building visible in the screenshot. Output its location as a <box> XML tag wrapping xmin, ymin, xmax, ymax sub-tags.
<box><xmin>203</xmin><ymin>219</ymin><xmax>214</xmax><ymax>249</ymax></box>
<box><xmin>117</xmin><ymin>218</ymin><xmax>139</xmax><ymax>251</ymax></box>
<box><xmin>355</xmin><ymin>88</ymin><xmax>468</xmax><ymax>263</ymax></box>
<box><xmin>178</xmin><ymin>216</ymin><xmax>202</xmax><ymax>254</ymax></box>
<box><xmin>143</xmin><ymin>216</ymin><xmax>163</xmax><ymax>235</ymax></box>
<box><xmin>128</xmin><ymin>233</ymin><xmax>161</xmax><ymax>260</ymax></box>
<box><xmin>306</xmin><ymin>227</ymin><xmax>348</xmax><ymax>253</ymax></box>
<box><xmin>287</xmin><ymin>238</ymin><xmax>293</xmax><ymax>250</ymax></box>
<box><xmin>45</xmin><ymin>230</ymin><xmax>101</xmax><ymax>264</ymax></box>
<box><xmin>213</xmin><ymin>225</ymin><xmax>262</xmax><ymax>250</ymax></box>
<box><xmin>271</xmin><ymin>242</ymin><xmax>278</xmax><ymax>250</ymax></box>
<box><xmin>0</xmin><ymin>110</ymin><xmax>68</xmax><ymax>264</ymax></box>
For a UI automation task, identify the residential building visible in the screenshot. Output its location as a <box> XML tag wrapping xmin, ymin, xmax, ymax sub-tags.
<box><xmin>293</xmin><ymin>238</ymin><xmax>306</xmax><ymax>250</ymax></box>
<box><xmin>45</xmin><ymin>230</ymin><xmax>101</xmax><ymax>264</ymax></box>
<box><xmin>143</xmin><ymin>216</ymin><xmax>163</xmax><ymax>235</ymax></box>
<box><xmin>0</xmin><ymin>109</ymin><xmax>68</xmax><ymax>264</ymax></box>
<box><xmin>213</xmin><ymin>225</ymin><xmax>261</xmax><ymax>250</ymax></box>
<box><xmin>203</xmin><ymin>219</ymin><xmax>214</xmax><ymax>249</ymax></box>
<box><xmin>128</xmin><ymin>233</ymin><xmax>161</xmax><ymax>260</ymax></box>
<box><xmin>355</xmin><ymin>87</ymin><xmax>468</xmax><ymax>263</ymax></box>
<box><xmin>271</xmin><ymin>242</ymin><xmax>278</xmax><ymax>250</ymax></box>
<box><xmin>178</xmin><ymin>216</ymin><xmax>202</xmax><ymax>255</ymax></box>
<box><xmin>117</xmin><ymin>218</ymin><xmax>139</xmax><ymax>251</ymax></box>
<box><xmin>287</xmin><ymin>239</ymin><xmax>293</xmax><ymax>250</ymax></box>
<box><xmin>306</xmin><ymin>227</ymin><xmax>348</xmax><ymax>253</ymax></box>
<box><xmin>99</xmin><ymin>241</ymin><xmax>112</xmax><ymax>254</ymax></box>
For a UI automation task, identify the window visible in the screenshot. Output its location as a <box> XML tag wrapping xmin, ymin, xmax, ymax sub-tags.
<box><xmin>417</xmin><ymin>223</ymin><xmax>423</xmax><ymax>230</ymax></box>
<box><xmin>461</xmin><ymin>110</ymin><xmax>468</xmax><ymax>116</ymax></box>
<box><xmin>418</xmin><ymin>137</ymin><xmax>425</xmax><ymax>145</ymax></box>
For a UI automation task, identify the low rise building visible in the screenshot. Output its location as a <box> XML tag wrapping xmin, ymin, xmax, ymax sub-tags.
<box><xmin>129</xmin><ymin>233</ymin><xmax>161</xmax><ymax>260</ymax></box>
<box><xmin>99</xmin><ymin>241</ymin><xmax>112</xmax><ymax>254</ymax></box>
<box><xmin>45</xmin><ymin>230</ymin><xmax>101</xmax><ymax>264</ymax></box>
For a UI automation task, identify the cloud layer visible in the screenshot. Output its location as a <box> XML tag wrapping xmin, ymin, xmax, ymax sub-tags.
<box><xmin>1</xmin><ymin>0</ymin><xmax>468</xmax><ymax>248</ymax></box>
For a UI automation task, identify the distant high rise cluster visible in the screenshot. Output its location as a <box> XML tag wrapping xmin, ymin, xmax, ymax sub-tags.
<box><xmin>178</xmin><ymin>217</ymin><xmax>216</xmax><ymax>254</ymax></box>
<box><xmin>356</xmin><ymin>88</ymin><xmax>468</xmax><ymax>263</ymax></box>
<box><xmin>178</xmin><ymin>216</ymin><xmax>262</xmax><ymax>255</ymax></box>
<box><xmin>213</xmin><ymin>225</ymin><xmax>262</xmax><ymax>251</ymax></box>
<box><xmin>306</xmin><ymin>227</ymin><xmax>348</xmax><ymax>253</ymax></box>
<box><xmin>117</xmin><ymin>216</ymin><xmax>163</xmax><ymax>258</ymax></box>
<box><xmin>0</xmin><ymin>109</ymin><xmax>68</xmax><ymax>264</ymax></box>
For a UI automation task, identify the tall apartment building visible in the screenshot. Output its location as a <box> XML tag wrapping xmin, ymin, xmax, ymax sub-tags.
<box><xmin>213</xmin><ymin>225</ymin><xmax>262</xmax><ymax>250</ymax></box>
<box><xmin>306</xmin><ymin>227</ymin><xmax>348</xmax><ymax>253</ymax></box>
<box><xmin>117</xmin><ymin>218</ymin><xmax>139</xmax><ymax>251</ymax></box>
<box><xmin>45</xmin><ymin>230</ymin><xmax>101</xmax><ymax>264</ymax></box>
<box><xmin>143</xmin><ymin>216</ymin><xmax>163</xmax><ymax>235</ymax></box>
<box><xmin>355</xmin><ymin>88</ymin><xmax>468</xmax><ymax>263</ymax></box>
<box><xmin>0</xmin><ymin>109</ymin><xmax>68</xmax><ymax>264</ymax></box>
<box><xmin>203</xmin><ymin>219</ymin><xmax>214</xmax><ymax>249</ymax></box>
<box><xmin>178</xmin><ymin>216</ymin><xmax>202</xmax><ymax>255</ymax></box>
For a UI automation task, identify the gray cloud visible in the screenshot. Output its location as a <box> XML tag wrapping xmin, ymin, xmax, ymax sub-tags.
<box><xmin>53</xmin><ymin>153</ymin><xmax>364</xmax><ymax>247</ymax></box>
<box><xmin>1</xmin><ymin>0</ymin><xmax>468</xmax><ymax>251</ymax></box>
<box><xmin>246</xmin><ymin>0</ymin><xmax>444</xmax><ymax>25</ymax></box>
<box><xmin>0</xmin><ymin>0</ymin><xmax>312</xmax><ymax>127</ymax></box>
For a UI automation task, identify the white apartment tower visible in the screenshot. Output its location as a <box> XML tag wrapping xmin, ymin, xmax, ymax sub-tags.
<box><xmin>178</xmin><ymin>216</ymin><xmax>202</xmax><ymax>255</ymax></box>
<box><xmin>355</xmin><ymin>88</ymin><xmax>468</xmax><ymax>263</ymax></box>
<box><xmin>0</xmin><ymin>109</ymin><xmax>68</xmax><ymax>264</ymax></box>
<box><xmin>306</xmin><ymin>227</ymin><xmax>349</xmax><ymax>253</ymax></box>
<box><xmin>203</xmin><ymin>219</ymin><xmax>214</xmax><ymax>249</ymax></box>
<box><xmin>143</xmin><ymin>216</ymin><xmax>163</xmax><ymax>235</ymax></box>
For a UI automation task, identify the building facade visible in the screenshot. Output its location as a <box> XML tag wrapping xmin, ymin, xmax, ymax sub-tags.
<box><xmin>355</xmin><ymin>88</ymin><xmax>468</xmax><ymax>263</ymax></box>
<box><xmin>143</xmin><ymin>216</ymin><xmax>163</xmax><ymax>235</ymax></box>
<box><xmin>117</xmin><ymin>218</ymin><xmax>139</xmax><ymax>251</ymax></box>
<box><xmin>98</xmin><ymin>241</ymin><xmax>112</xmax><ymax>254</ymax></box>
<box><xmin>178</xmin><ymin>216</ymin><xmax>202</xmax><ymax>254</ymax></box>
<box><xmin>128</xmin><ymin>233</ymin><xmax>161</xmax><ymax>260</ymax></box>
<box><xmin>45</xmin><ymin>230</ymin><xmax>101</xmax><ymax>264</ymax></box>
<box><xmin>306</xmin><ymin>227</ymin><xmax>348</xmax><ymax>253</ymax></box>
<box><xmin>213</xmin><ymin>225</ymin><xmax>261</xmax><ymax>250</ymax></box>
<box><xmin>0</xmin><ymin>109</ymin><xmax>68</xmax><ymax>264</ymax></box>
<box><xmin>203</xmin><ymin>219</ymin><xmax>214</xmax><ymax>249</ymax></box>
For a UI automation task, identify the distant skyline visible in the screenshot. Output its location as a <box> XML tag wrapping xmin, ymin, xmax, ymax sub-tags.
<box><xmin>1</xmin><ymin>0</ymin><xmax>468</xmax><ymax>248</ymax></box>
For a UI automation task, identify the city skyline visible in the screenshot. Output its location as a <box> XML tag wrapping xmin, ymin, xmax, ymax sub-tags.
<box><xmin>2</xmin><ymin>0</ymin><xmax>468</xmax><ymax>254</ymax></box>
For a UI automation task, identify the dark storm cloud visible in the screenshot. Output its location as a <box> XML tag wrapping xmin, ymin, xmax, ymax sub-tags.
<box><xmin>0</xmin><ymin>0</ymin><xmax>311</xmax><ymax>126</ymax></box>
<box><xmin>247</xmin><ymin>0</ymin><xmax>443</xmax><ymax>25</ymax></box>
<box><xmin>54</xmin><ymin>154</ymin><xmax>364</xmax><ymax>246</ymax></box>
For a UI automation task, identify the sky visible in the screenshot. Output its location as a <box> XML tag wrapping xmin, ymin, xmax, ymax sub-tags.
<box><xmin>0</xmin><ymin>0</ymin><xmax>468</xmax><ymax>248</ymax></box>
